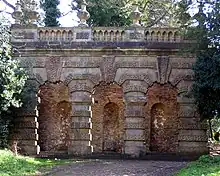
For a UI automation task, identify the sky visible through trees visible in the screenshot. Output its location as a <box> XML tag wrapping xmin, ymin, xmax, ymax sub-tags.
<box><xmin>0</xmin><ymin>0</ymin><xmax>77</xmax><ymax>26</ymax></box>
<box><xmin>0</xmin><ymin>0</ymin><xmax>199</xmax><ymax>27</ymax></box>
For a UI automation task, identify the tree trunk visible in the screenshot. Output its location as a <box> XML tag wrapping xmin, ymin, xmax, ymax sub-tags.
<box><xmin>208</xmin><ymin>119</ymin><xmax>213</xmax><ymax>140</ymax></box>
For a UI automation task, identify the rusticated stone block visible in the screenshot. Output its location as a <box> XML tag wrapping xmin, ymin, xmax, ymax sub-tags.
<box><xmin>125</xmin><ymin>122</ymin><xmax>144</xmax><ymax>129</ymax></box>
<box><xmin>125</xmin><ymin>129</ymin><xmax>145</xmax><ymax>141</ymax></box>
<box><xmin>179</xmin><ymin>120</ymin><xmax>208</xmax><ymax>130</ymax></box>
<box><xmin>70</xmin><ymin>92</ymin><xmax>92</xmax><ymax>102</ymax></box>
<box><xmin>71</xmin><ymin>116</ymin><xmax>91</xmax><ymax>123</ymax></box>
<box><xmin>124</xmin><ymin>141</ymin><xmax>145</xmax><ymax>157</ymax></box>
<box><xmin>18</xmin><ymin>145</ymin><xmax>39</xmax><ymax>155</ymax></box>
<box><xmin>16</xmin><ymin>121</ymin><xmax>39</xmax><ymax>129</ymax></box>
<box><xmin>68</xmin><ymin>140</ymin><xmax>92</xmax><ymax>155</ymax></box>
<box><xmin>71</xmin><ymin>122</ymin><xmax>91</xmax><ymax>129</ymax></box>
<box><xmin>70</xmin><ymin>129</ymin><xmax>91</xmax><ymax>141</ymax></box>
<box><xmin>115</xmin><ymin>56</ymin><xmax>156</xmax><ymax>69</ymax></box>
<box><xmin>68</xmin><ymin>80</ymin><xmax>93</xmax><ymax>93</ymax></box>
<box><xmin>13</xmin><ymin>116</ymin><xmax>38</xmax><ymax>122</ymax></box>
<box><xmin>17</xmin><ymin>140</ymin><xmax>38</xmax><ymax>146</ymax></box>
<box><xmin>63</xmin><ymin>57</ymin><xmax>101</xmax><ymax>68</ymax></box>
<box><xmin>178</xmin><ymin>141</ymin><xmax>208</xmax><ymax>154</ymax></box>
<box><xmin>71</xmin><ymin>110</ymin><xmax>92</xmax><ymax>117</ymax></box>
<box><xmin>179</xmin><ymin>104</ymin><xmax>196</xmax><ymax>117</ymax></box>
<box><xmin>178</xmin><ymin>135</ymin><xmax>208</xmax><ymax>142</ymax></box>
<box><xmin>12</xmin><ymin>133</ymin><xmax>38</xmax><ymax>140</ymax></box>
<box><xmin>125</xmin><ymin>105</ymin><xmax>144</xmax><ymax>117</ymax></box>
<box><xmin>179</xmin><ymin>129</ymin><xmax>206</xmax><ymax>136</ymax></box>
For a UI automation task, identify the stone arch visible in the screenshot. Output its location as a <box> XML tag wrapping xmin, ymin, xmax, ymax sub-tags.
<box><xmin>91</xmin><ymin>83</ymin><xmax>125</xmax><ymax>153</ymax></box>
<box><xmin>145</xmin><ymin>83</ymin><xmax>179</xmax><ymax>153</ymax></box>
<box><xmin>37</xmin><ymin>82</ymin><xmax>71</xmax><ymax>153</ymax></box>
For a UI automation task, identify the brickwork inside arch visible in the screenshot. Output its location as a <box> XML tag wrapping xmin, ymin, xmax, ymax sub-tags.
<box><xmin>146</xmin><ymin>83</ymin><xmax>179</xmax><ymax>153</ymax></box>
<box><xmin>91</xmin><ymin>83</ymin><xmax>125</xmax><ymax>153</ymax></box>
<box><xmin>38</xmin><ymin>82</ymin><xmax>71</xmax><ymax>152</ymax></box>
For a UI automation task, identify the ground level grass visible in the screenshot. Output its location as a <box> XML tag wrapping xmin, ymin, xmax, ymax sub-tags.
<box><xmin>0</xmin><ymin>149</ymin><xmax>72</xmax><ymax>176</ymax></box>
<box><xmin>176</xmin><ymin>155</ymin><xmax>220</xmax><ymax>176</ymax></box>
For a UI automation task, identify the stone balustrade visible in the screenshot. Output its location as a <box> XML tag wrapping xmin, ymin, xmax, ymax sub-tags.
<box><xmin>38</xmin><ymin>27</ymin><xmax>75</xmax><ymax>41</ymax></box>
<box><xmin>93</xmin><ymin>27</ymin><xmax>126</xmax><ymax>42</ymax></box>
<box><xmin>145</xmin><ymin>28</ymin><xmax>181</xmax><ymax>42</ymax></box>
<box><xmin>36</xmin><ymin>27</ymin><xmax>181</xmax><ymax>42</ymax></box>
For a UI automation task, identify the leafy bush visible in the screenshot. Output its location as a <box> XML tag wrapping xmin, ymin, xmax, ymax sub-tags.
<box><xmin>0</xmin><ymin>21</ymin><xmax>27</xmax><ymax>148</ymax></box>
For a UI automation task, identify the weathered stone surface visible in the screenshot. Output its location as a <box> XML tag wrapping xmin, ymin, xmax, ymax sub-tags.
<box><xmin>45</xmin><ymin>57</ymin><xmax>62</xmax><ymax>82</ymax></box>
<box><xmin>156</xmin><ymin>56</ymin><xmax>171</xmax><ymax>84</ymax></box>
<box><xmin>100</xmin><ymin>56</ymin><xmax>117</xmax><ymax>83</ymax></box>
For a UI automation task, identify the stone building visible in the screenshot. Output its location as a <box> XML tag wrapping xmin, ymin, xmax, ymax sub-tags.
<box><xmin>10</xmin><ymin>1</ymin><xmax>208</xmax><ymax>157</ymax></box>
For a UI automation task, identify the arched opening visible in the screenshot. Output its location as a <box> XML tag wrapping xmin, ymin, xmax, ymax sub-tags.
<box><xmin>91</xmin><ymin>83</ymin><xmax>125</xmax><ymax>153</ymax></box>
<box><xmin>150</xmin><ymin>103</ymin><xmax>166</xmax><ymax>152</ymax></box>
<box><xmin>103</xmin><ymin>103</ymin><xmax>120</xmax><ymax>152</ymax></box>
<box><xmin>38</xmin><ymin>82</ymin><xmax>71</xmax><ymax>153</ymax></box>
<box><xmin>146</xmin><ymin>83</ymin><xmax>179</xmax><ymax>153</ymax></box>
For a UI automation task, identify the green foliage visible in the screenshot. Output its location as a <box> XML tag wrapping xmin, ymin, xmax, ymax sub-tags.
<box><xmin>40</xmin><ymin>0</ymin><xmax>61</xmax><ymax>27</ymax></box>
<box><xmin>184</xmin><ymin>1</ymin><xmax>220</xmax><ymax>123</ymax></box>
<box><xmin>176</xmin><ymin>155</ymin><xmax>220</xmax><ymax>176</ymax></box>
<box><xmin>0</xmin><ymin>149</ymin><xmax>72</xmax><ymax>176</ymax></box>
<box><xmin>72</xmin><ymin>0</ymin><xmax>183</xmax><ymax>27</ymax></box>
<box><xmin>192</xmin><ymin>51</ymin><xmax>220</xmax><ymax>119</ymax></box>
<box><xmin>0</xmin><ymin>20</ymin><xmax>27</xmax><ymax>148</ymax></box>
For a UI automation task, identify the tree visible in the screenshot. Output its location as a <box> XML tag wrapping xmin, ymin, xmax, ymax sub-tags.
<box><xmin>40</xmin><ymin>0</ymin><xmax>61</xmax><ymax>27</ymax></box>
<box><xmin>0</xmin><ymin>19</ymin><xmax>27</xmax><ymax>148</ymax></box>
<box><xmin>72</xmin><ymin>0</ymin><xmax>183</xmax><ymax>27</ymax></box>
<box><xmin>189</xmin><ymin>1</ymin><xmax>220</xmax><ymax>139</ymax></box>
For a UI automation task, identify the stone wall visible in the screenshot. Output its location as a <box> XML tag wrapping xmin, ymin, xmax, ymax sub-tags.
<box><xmin>10</xmin><ymin>26</ymin><xmax>208</xmax><ymax>157</ymax></box>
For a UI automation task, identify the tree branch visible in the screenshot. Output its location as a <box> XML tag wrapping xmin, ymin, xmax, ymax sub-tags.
<box><xmin>0</xmin><ymin>10</ymin><xmax>12</xmax><ymax>15</ymax></box>
<box><xmin>1</xmin><ymin>0</ymin><xmax>15</xmax><ymax>10</ymax></box>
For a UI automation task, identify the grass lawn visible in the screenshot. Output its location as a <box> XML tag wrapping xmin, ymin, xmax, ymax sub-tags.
<box><xmin>176</xmin><ymin>155</ymin><xmax>220</xmax><ymax>176</ymax></box>
<box><xmin>0</xmin><ymin>149</ymin><xmax>73</xmax><ymax>176</ymax></box>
